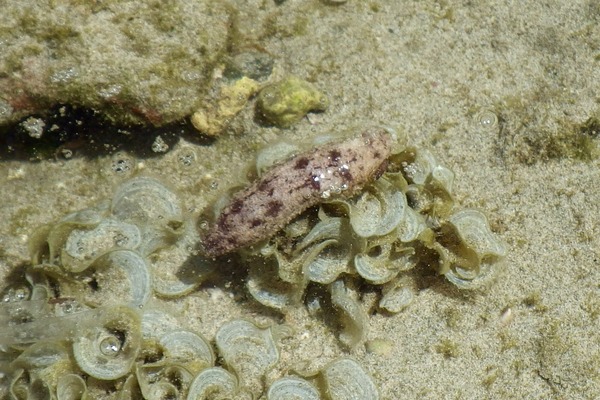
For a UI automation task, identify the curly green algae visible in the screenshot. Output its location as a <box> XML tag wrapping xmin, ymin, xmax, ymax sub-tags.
<box><xmin>0</xmin><ymin>175</ymin><xmax>383</xmax><ymax>399</ymax></box>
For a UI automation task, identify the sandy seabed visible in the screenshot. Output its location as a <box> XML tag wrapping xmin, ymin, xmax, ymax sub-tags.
<box><xmin>1</xmin><ymin>1</ymin><xmax>599</xmax><ymax>399</ymax></box>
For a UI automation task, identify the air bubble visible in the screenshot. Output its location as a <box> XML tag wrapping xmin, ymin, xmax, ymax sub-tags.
<box><xmin>99</xmin><ymin>335</ymin><xmax>122</xmax><ymax>357</ymax></box>
<box><xmin>14</xmin><ymin>287</ymin><xmax>30</xmax><ymax>300</ymax></box>
<box><xmin>2</xmin><ymin>287</ymin><xmax>30</xmax><ymax>302</ymax></box>
<box><xmin>62</xmin><ymin>302</ymin><xmax>74</xmax><ymax>314</ymax></box>
<box><xmin>180</xmin><ymin>155</ymin><xmax>194</xmax><ymax>166</ymax></box>
<box><xmin>178</xmin><ymin>148</ymin><xmax>197</xmax><ymax>166</ymax></box>
<box><xmin>477</xmin><ymin>109</ymin><xmax>498</xmax><ymax>129</ymax></box>
<box><xmin>112</xmin><ymin>158</ymin><xmax>132</xmax><ymax>174</ymax></box>
<box><xmin>50</xmin><ymin>67</ymin><xmax>79</xmax><ymax>84</ymax></box>
<box><xmin>98</xmin><ymin>84</ymin><xmax>123</xmax><ymax>99</ymax></box>
<box><xmin>113</xmin><ymin>233</ymin><xmax>129</xmax><ymax>247</ymax></box>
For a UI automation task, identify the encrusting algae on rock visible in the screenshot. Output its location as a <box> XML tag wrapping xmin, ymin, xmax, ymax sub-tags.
<box><xmin>255</xmin><ymin>76</ymin><xmax>329</xmax><ymax>128</ymax></box>
<box><xmin>200</xmin><ymin>127</ymin><xmax>393</xmax><ymax>257</ymax></box>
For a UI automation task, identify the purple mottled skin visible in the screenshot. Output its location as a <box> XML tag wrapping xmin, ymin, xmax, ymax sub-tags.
<box><xmin>201</xmin><ymin>127</ymin><xmax>393</xmax><ymax>257</ymax></box>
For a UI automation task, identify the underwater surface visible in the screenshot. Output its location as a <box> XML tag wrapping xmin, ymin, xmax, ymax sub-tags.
<box><xmin>1</xmin><ymin>1</ymin><xmax>599</xmax><ymax>399</ymax></box>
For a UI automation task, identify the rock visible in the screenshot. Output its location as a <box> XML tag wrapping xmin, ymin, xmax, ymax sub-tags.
<box><xmin>223</xmin><ymin>51</ymin><xmax>274</xmax><ymax>82</ymax></box>
<box><xmin>255</xmin><ymin>76</ymin><xmax>328</xmax><ymax>128</ymax></box>
<box><xmin>191</xmin><ymin>77</ymin><xmax>260</xmax><ymax>137</ymax></box>
<box><xmin>0</xmin><ymin>1</ymin><xmax>232</xmax><ymax>127</ymax></box>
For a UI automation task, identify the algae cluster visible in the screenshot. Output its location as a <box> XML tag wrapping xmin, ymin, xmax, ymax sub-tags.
<box><xmin>0</xmin><ymin>177</ymin><xmax>378</xmax><ymax>399</ymax></box>
<box><xmin>0</xmin><ymin>131</ymin><xmax>507</xmax><ymax>397</ymax></box>
<box><xmin>209</xmin><ymin>133</ymin><xmax>507</xmax><ymax>349</ymax></box>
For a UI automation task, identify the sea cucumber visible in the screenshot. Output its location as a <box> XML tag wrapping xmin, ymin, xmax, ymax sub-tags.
<box><xmin>200</xmin><ymin>127</ymin><xmax>394</xmax><ymax>257</ymax></box>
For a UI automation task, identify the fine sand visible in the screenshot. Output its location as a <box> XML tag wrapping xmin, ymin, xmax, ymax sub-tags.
<box><xmin>1</xmin><ymin>1</ymin><xmax>599</xmax><ymax>398</ymax></box>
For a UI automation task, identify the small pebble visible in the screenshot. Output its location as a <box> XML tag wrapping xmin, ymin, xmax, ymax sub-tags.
<box><xmin>21</xmin><ymin>117</ymin><xmax>46</xmax><ymax>139</ymax></box>
<box><xmin>191</xmin><ymin>77</ymin><xmax>259</xmax><ymax>137</ymax></box>
<box><xmin>256</xmin><ymin>76</ymin><xmax>328</xmax><ymax>128</ymax></box>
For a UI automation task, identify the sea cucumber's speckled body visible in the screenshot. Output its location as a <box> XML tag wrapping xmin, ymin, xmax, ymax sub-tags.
<box><xmin>201</xmin><ymin>127</ymin><xmax>393</xmax><ymax>257</ymax></box>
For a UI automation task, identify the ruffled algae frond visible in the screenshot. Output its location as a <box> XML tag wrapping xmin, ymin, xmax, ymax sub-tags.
<box><xmin>0</xmin><ymin>131</ymin><xmax>504</xmax><ymax>398</ymax></box>
<box><xmin>224</xmin><ymin>134</ymin><xmax>507</xmax><ymax>348</ymax></box>
<box><xmin>0</xmin><ymin>176</ymin><xmax>378</xmax><ymax>399</ymax></box>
